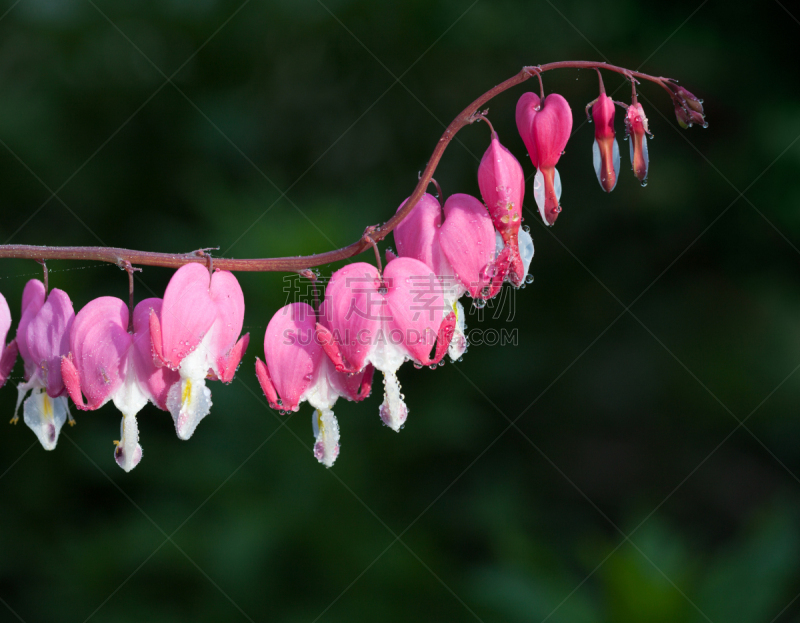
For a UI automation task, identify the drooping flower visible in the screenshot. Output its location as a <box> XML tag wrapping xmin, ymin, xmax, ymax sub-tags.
<box><xmin>61</xmin><ymin>297</ymin><xmax>179</xmax><ymax>472</ymax></box>
<box><xmin>149</xmin><ymin>263</ymin><xmax>249</xmax><ymax>440</ymax></box>
<box><xmin>255</xmin><ymin>302</ymin><xmax>372</xmax><ymax>467</ymax></box>
<box><xmin>478</xmin><ymin>131</ymin><xmax>528</xmax><ymax>286</ymax></box>
<box><xmin>532</xmin><ymin>94</ymin><xmax>572</xmax><ymax>226</ymax></box>
<box><xmin>394</xmin><ymin>191</ymin><xmax>533</xmax><ymax>359</ymax></box>
<box><xmin>625</xmin><ymin>102</ymin><xmax>652</xmax><ymax>184</ymax></box>
<box><xmin>316</xmin><ymin>258</ymin><xmax>454</xmax><ymax>431</ymax></box>
<box><xmin>590</xmin><ymin>93</ymin><xmax>620</xmax><ymax>192</ymax></box>
<box><xmin>12</xmin><ymin>279</ymin><xmax>75</xmax><ymax>450</ymax></box>
<box><xmin>0</xmin><ymin>292</ymin><xmax>19</xmax><ymax>389</ymax></box>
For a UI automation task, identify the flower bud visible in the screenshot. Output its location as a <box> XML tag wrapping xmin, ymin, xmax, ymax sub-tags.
<box><xmin>625</xmin><ymin>103</ymin><xmax>651</xmax><ymax>184</ymax></box>
<box><xmin>671</xmin><ymin>85</ymin><xmax>706</xmax><ymax>129</ymax></box>
<box><xmin>530</xmin><ymin>94</ymin><xmax>572</xmax><ymax>226</ymax></box>
<box><xmin>477</xmin><ymin>131</ymin><xmax>526</xmax><ymax>286</ymax></box>
<box><xmin>590</xmin><ymin>93</ymin><xmax>620</xmax><ymax>192</ymax></box>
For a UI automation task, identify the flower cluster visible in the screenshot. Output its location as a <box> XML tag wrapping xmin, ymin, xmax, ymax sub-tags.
<box><xmin>0</xmin><ymin>70</ymin><xmax>706</xmax><ymax>472</ymax></box>
<box><xmin>1</xmin><ymin>264</ymin><xmax>248</xmax><ymax>471</ymax></box>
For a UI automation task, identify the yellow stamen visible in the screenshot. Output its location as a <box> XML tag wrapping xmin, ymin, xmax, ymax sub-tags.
<box><xmin>42</xmin><ymin>394</ymin><xmax>52</xmax><ymax>420</ymax></box>
<box><xmin>113</xmin><ymin>440</ymin><xmax>120</xmax><ymax>446</ymax></box>
<box><xmin>181</xmin><ymin>379</ymin><xmax>193</xmax><ymax>408</ymax></box>
<box><xmin>316</xmin><ymin>409</ymin><xmax>325</xmax><ymax>434</ymax></box>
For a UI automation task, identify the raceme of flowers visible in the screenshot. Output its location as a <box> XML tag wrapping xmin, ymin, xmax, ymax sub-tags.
<box><xmin>0</xmin><ymin>82</ymin><xmax>706</xmax><ymax>471</ymax></box>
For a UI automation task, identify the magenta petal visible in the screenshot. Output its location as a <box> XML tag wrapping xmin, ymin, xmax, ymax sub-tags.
<box><xmin>69</xmin><ymin>297</ymin><xmax>130</xmax><ymax>409</ymax></box>
<box><xmin>383</xmin><ymin>257</ymin><xmax>443</xmax><ymax>364</ymax></box>
<box><xmin>132</xmin><ymin>298</ymin><xmax>180</xmax><ymax>410</ymax></box>
<box><xmin>439</xmin><ymin>193</ymin><xmax>496</xmax><ymax>298</ymax></box>
<box><xmin>393</xmin><ymin>193</ymin><xmax>444</xmax><ymax>273</ymax></box>
<box><xmin>264</xmin><ymin>303</ymin><xmax>322</xmax><ymax>412</ymax></box>
<box><xmin>515</xmin><ymin>91</ymin><xmax>541</xmax><ymax>167</ymax></box>
<box><xmin>532</xmin><ymin>93</ymin><xmax>573</xmax><ymax>168</ymax></box>
<box><xmin>0</xmin><ymin>340</ymin><xmax>18</xmax><ymax>389</ymax></box>
<box><xmin>217</xmin><ymin>333</ymin><xmax>249</xmax><ymax>384</ymax></box>
<box><xmin>208</xmin><ymin>270</ymin><xmax>245</xmax><ymax>366</ymax></box>
<box><xmin>330</xmin><ymin>363</ymin><xmax>374</xmax><ymax>402</ymax></box>
<box><xmin>16</xmin><ymin>279</ymin><xmax>46</xmax><ymax>369</ymax></box>
<box><xmin>255</xmin><ymin>357</ymin><xmax>280</xmax><ymax>410</ymax></box>
<box><xmin>159</xmin><ymin>264</ymin><xmax>217</xmax><ymax>369</ymax></box>
<box><xmin>61</xmin><ymin>354</ymin><xmax>85</xmax><ymax>409</ymax></box>
<box><xmin>324</xmin><ymin>263</ymin><xmax>383</xmax><ymax>372</ymax></box>
<box><xmin>26</xmin><ymin>288</ymin><xmax>75</xmax><ymax>397</ymax></box>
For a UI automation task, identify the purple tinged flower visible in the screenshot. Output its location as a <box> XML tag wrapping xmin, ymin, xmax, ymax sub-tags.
<box><xmin>12</xmin><ymin>279</ymin><xmax>75</xmax><ymax>450</ymax></box>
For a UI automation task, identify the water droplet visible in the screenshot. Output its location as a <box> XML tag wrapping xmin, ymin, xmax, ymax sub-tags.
<box><xmin>702</xmin><ymin>122</ymin><xmax>709</xmax><ymax>129</ymax></box>
<box><xmin>525</xmin><ymin>274</ymin><xmax>534</xmax><ymax>284</ymax></box>
<box><xmin>413</xmin><ymin>363</ymin><xmax>422</xmax><ymax>370</ymax></box>
<box><xmin>641</xmin><ymin>179</ymin><xmax>648</xmax><ymax>187</ymax></box>
<box><xmin>522</xmin><ymin>225</ymin><xmax>530</xmax><ymax>233</ymax></box>
<box><xmin>428</xmin><ymin>364</ymin><xmax>437</xmax><ymax>370</ymax></box>
<box><xmin>473</xmin><ymin>299</ymin><xmax>486</xmax><ymax>309</ymax></box>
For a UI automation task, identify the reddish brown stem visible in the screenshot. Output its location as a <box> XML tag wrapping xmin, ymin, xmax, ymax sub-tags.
<box><xmin>0</xmin><ymin>61</ymin><xmax>680</xmax><ymax>273</ymax></box>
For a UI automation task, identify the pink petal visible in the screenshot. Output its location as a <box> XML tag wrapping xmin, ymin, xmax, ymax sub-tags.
<box><xmin>16</xmin><ymin>279</ymin><xmax>46</xmax><ymax>370</ymax></box>
<box><xmin>25</xmin><ymin>288</ymin><xmax>75</xmax><ymax>396</ymax></box>
<box><xmin>217</xmin><ymin>333</ymin><xmax>249</xmax><ymax>384</ymax></box>
<box><xmin>323</xmin><ymin>263</ymin><xmax>383</xmax><ymax>372</ymax></box>
<box><xmin>330</xmin><ymin>362</ymin><xmax>374</xmax><ymax>402</ymax></box>
<box><xmin>532</xmin><ymin>93</ymin><xmax>573</xmax><ymax>168</ymax></box>
<box><xmin>68</xmin><ymin>296</ymin><xmax>129</xmax><ymax>409</ymax></box>
<box><xmin>0</xmin><ymin>292</ymin><xmax>11</xmax><ymax>345</ymax></box>
<box><xmin>133</xmin><ymin>298</ymin><xmax>180</xmax><ymax>410</ymax></box>
<box><xmin>439</xmin><ymin>193</ymin><xmax>496</xmax><ymax>298</ymax></box>
<box><xmin>0</xmin><ymin>340</ymin><xmax>17</xmax><ymax>388</ymax></box>
<box><xmin>393</xmin><ymin>193</ymin><xmax>443</xmax><ymax>272</ymax></box>
<box><xmin>263</xmin><ymin>303</ymin><xmax>322</xmax><ymax>412</ymax></box>
<box><xmin>515</xmin><ymin>91</ymin><xmax>541</xmax><ymax>167</ymax></box>
<box><xmin>383</xmin><ymin>257</ymin><xmax>444</xmax><ymax>364</ymax></box>
<box><xmin>208</xmin><ymin>270</ymin><xmax>246</xmax><ymax>368</ymax></box>
<box><xmin>61</xmin><ymin>354</ymin><xmax>85</xmax><ymax>409</ymax></box>
<box><xmin>255</xmin><ymin>357</ymin><xmax>280</xmax><ymax>410</ymax></box>
<box><xmin>159</xmin><ymin>264</ymin><xmax>217</xmax><ymax>369</ymax></box>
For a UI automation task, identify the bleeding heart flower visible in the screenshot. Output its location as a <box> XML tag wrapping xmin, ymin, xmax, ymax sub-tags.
<box><xmin>0</xmin><ymin>292</ymin><xmax>19</xmax><ymax>389</ymax></box>
<box><xmin>60</xmin><ymin>297</ymin><xmax>179</xmax><ymax>472</ymax></box>
<box><xmin>255</xmin><ymin>302</ymin><xmax>372</xmax><ymax>467</ymax></box>
<box><xmin>12</xmin><ymin>279</ymin><xmax>75</xmax><ymax>450</ymax></box>
<box><xmin>316</xmin><ymin>258</ymin><xmax>454</xmax><ymax>431</ymax></box>
<box><xmin>530</xmin><ymin>94</ymin><xmax>572</xmax><ymax>226</ymax></box>
<box><xmin>149</xmin><ymin>264</ymin><xmax>249</xmax><ymax>440</ymax></box>
<box><xmin>625</xmin><ymin>102</ymin><xmax>652</xmax><ymax>184</ymax></box>
<box><xmin>590</xmin><ymin>93</ymin><xmax>620</xmax><ymax>192</ymax></box>
<box><xmin>477</xmin><ymin>131</ymin><xmax>529</xmax><ymax>287</ymax></box>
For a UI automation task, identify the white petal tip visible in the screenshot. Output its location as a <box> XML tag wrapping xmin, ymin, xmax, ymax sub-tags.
<box><xmin>23</xmin><ymin>391</ymin><xmax>67</xmax><ymax>451</ymax></box>
<box><xmin>115</xmin><ymin>443</ymin><xmax>143</xmax><ymax>472</ymax></box>
<box><xmin>312</xmin><ymin>409</ymin><xmax>340</xmax><ymax>467</ymax></box>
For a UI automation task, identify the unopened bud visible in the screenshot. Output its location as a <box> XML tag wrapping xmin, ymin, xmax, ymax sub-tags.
<box><xmin>590</xmin><ymin>93</ymin><xmax>620</xmax><ymax>192</ymax></box>
<box><xmin>625</xmin><ymin>103</ymin><xmax>651</xmax><ymax>183</ymax></box>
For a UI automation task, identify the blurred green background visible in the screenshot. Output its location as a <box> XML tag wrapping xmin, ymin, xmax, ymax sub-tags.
<box><xmin>2</xmin><ymin>0</ymin><xmax>800</xmax><ymax>621</ymax></box>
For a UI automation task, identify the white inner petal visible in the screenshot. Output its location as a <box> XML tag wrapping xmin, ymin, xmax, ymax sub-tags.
<box><xmin>448</xmin><ymin>300</ymin><xmax>468</xmax><ymax>362</ymax></box>
<box><xmin>378</xmin><ymin>370</ymin><xmax>408</xmax><ymax>432</ymax></box>
<box><xmin>23</xmin><ymin>389</ymin><xmax>69</xmax><ymax>451</ymax></box>
<box><xmin>312</xmin><ymin>408</ymin><xmax>340</xmax><ymax>468</ymax></box>
<box><xmin>167</xmin><ymin>376</ymin><xmax>212</xmax><ymax>440</ymax></box>
<box><xmin>518</xmin><ymin>229</ymin><xmax>535</xmax><ymax>277</ymax></box>
<box><xmin>115</xmin><ymin>412</ymin><xmax>143</xmax><ymax>472</ymax></box>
